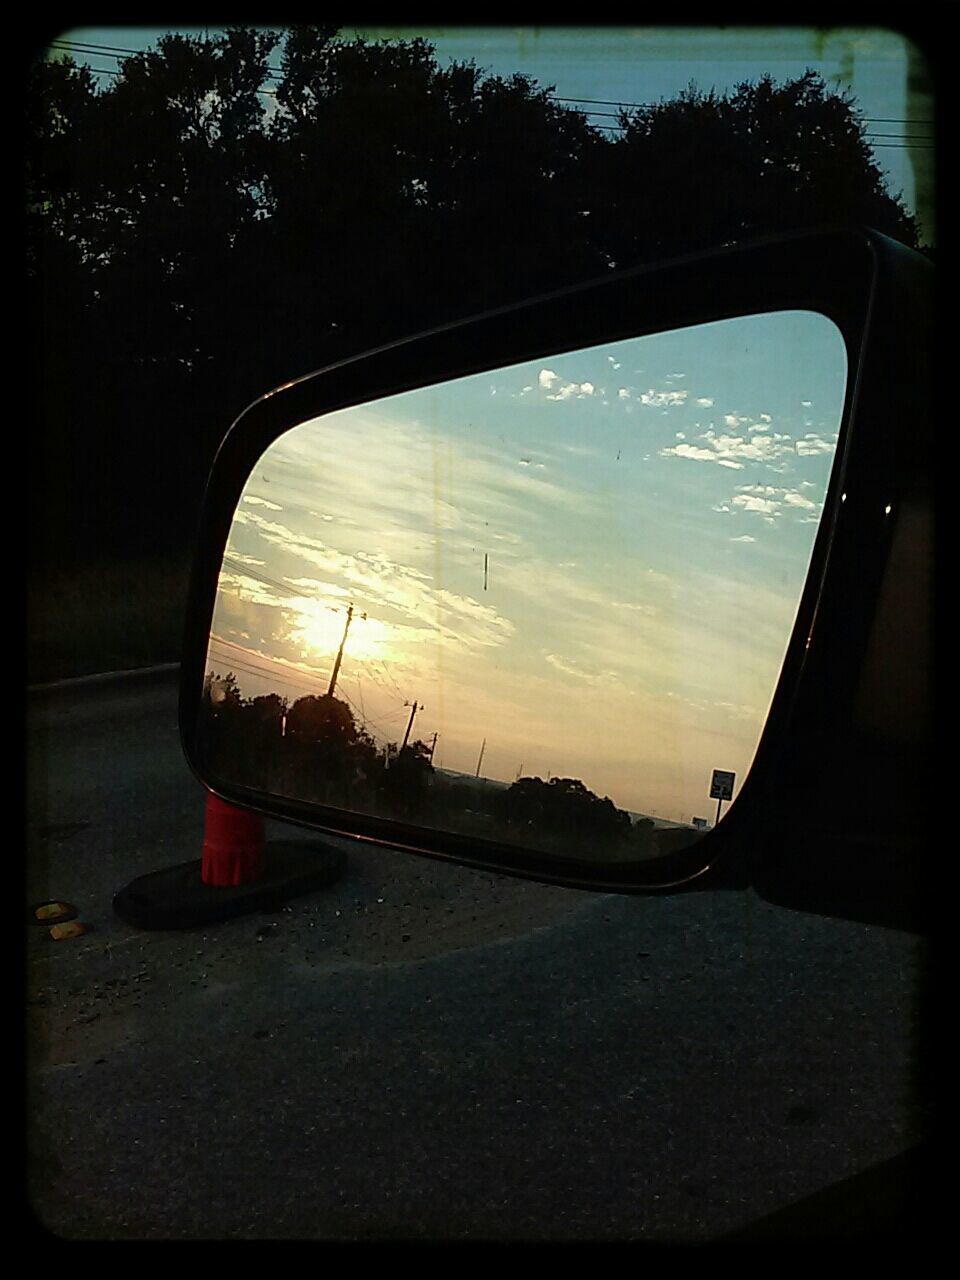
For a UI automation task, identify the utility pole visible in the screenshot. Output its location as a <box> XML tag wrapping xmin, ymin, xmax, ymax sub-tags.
<box><xmin>326</xmin><ymin>604</ymin><xmax>354</xmax><ymax>697</ymax></box>
<box><xmin>429</xmin><ymin>731</ymin><xmax>438</xmax><ymax>763</ymax></box>
<box><xmin>401</xmin><ymin>700</ymin><xmax>420</xmax><ymax>751</ymax></box>
<box><xmin>475</xmin><ymin>738</ymin><xmax>486</xmax><ymax>778</ymax></box>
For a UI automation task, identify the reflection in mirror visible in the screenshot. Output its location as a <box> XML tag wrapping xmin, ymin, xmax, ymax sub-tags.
<box><xmin>199</xmin><ymin>312</ymin><xmax>846</xmax><ymax>863</ymax></box>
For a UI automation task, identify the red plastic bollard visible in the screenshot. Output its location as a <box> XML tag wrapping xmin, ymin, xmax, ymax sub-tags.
<box><xmin>201</xmin><ymin>792</ymin><xmax>265</xmax><ymax>886</ymax></box>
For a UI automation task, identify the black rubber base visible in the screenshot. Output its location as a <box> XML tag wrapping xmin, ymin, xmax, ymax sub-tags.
<box><xmin>112</xmin><ymin>839</ymin><xmax>347</xmax><ymax>931</ymax></box>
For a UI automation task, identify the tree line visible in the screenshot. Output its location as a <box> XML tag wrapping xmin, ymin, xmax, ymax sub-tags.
<box><xmin>27</xmin><ymin>26</ymin><xmax>922</xmax><ymax>571</ymax></box>
<box><xmin>198</xmin><ymin>670</ymin><xmax>666</xmax><ymax>859</ymax></box>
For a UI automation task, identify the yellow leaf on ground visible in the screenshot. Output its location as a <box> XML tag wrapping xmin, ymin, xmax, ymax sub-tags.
<box><xmin>49</xmin><ymin>921</ymin><xmax>86</xmax><ymax>941</ymax></box>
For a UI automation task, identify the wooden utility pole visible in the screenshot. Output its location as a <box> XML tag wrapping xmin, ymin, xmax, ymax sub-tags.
<box><xmin>401</xmin><ymin>700</ymin><xmax>420</xmax><ymax>751</ymax></box>
<box><xmin>429</xmin><ymin>731</ymin><xmax>438</xmax><ymax>763</ymax></box>
<box><xmin>475</xmin><ymin>738</ymin><xmax>486</xmax><ymax>778</ymax></box>
<box><xmin>326</xmin><ymin>604</ymin><xmax>354</xmax><ymax>697</ymax></box>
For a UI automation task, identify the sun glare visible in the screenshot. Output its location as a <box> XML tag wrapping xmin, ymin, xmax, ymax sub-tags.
<box><xmin>287</xmin><ymin>598</ymin><xmax>390</xmax><ymax>663</ymax></box>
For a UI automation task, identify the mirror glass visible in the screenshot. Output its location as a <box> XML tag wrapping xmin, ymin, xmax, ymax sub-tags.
<box><xmin>199</xmin><ymin>311</ymin><xmax>846</xmax><ymax>862</ymax></box>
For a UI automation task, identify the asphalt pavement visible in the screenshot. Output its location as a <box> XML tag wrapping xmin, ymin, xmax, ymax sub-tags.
<box><xmin>25</xmin><ymin>669</ymin><xmax>928</xmax><ymax>1240</ymax></box>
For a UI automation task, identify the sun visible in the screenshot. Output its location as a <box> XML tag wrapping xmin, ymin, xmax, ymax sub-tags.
<box><xmin>287</xmin><ymin>598</ymin><xmax>390</xmax><ymax>664</ymax></box>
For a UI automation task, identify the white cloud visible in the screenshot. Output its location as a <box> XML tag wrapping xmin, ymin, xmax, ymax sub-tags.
<box><xmin>660</xmin><ymin>428</ymin><xmax>794</xmax><ymax>470</ymax></box>
<box><xmin>731</xmin><ymin>535</ymin><xmax>756</xmax><ymax>543</ymax></box>
<box><xmin>536</xmin><ymin>370</ymin><xmax>599</xmax><ymax>401</ymax></box>
<box><xmin>662</xmin><ymin>442</ymin><xmax>742</xmax><ymax>468</ymax></box>
<box><xmin>544</xmin><ymin>651</ymin><xmax>619</xmax><ymax>687</ymax></box>
<box><xmin>225</xmin><ymin>551</ymin><xmax>266</xmax><ymax>566</ymax></box>
<box><xmin>618</xmin><ymin>388</ymin><xmax>630</xmax><ymax>400</ymax></box>
<box><xmin>795</xmin><ymin>433</ymin><xmax>836</xmax><ymax>457</ymax></box>
<box><xmin>783</xmin><ymin>490</ymin><xmax>817</xmax><ymax>509</ymax></box>
<box><xmin>696</xmin><ymin>397</ymin><xmax>714</xmax><ymax>407</ymax></box>
<box><xmin>721</xmin><ymin>483</ymin><xmax>825</xmax><ymax>522</ymax></box>
<box><xmin>639</xmin><ymin>388</ymin><xmax>688</xmax><ymax>407</ymax></box>
<box><xmin>733</xmin><ymin>493</ymin><xmax>779</xmax><ymax>515</ymax></box>
<box><xmin>243</xmin><ymin>494</ymin><xmax>283</xmax><ymax>512</ymax></box>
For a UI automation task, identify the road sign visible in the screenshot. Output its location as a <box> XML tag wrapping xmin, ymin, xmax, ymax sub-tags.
<box><xmin>692</xmin><ymin>817</ymin><xmax>710</xmax><ymax>830</ymax></box>
<box><xmin>710</xmin><ymin>769</ymin><xmax>736</xmax><ymax>801</ymax></box>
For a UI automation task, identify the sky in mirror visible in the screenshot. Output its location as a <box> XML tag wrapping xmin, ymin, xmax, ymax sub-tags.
<box><xmin>206</xmin><ymin>310</ymin><xmax>846</xmax><ymax>826</ymax></box>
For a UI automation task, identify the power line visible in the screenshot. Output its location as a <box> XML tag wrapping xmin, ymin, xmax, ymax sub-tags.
<box><xmin>47</xmin><ymin>40</ymin><xmax>934</xmax><ymax>128</ymax></box>
<box><xmin>207</xmin><ymin>640</ymin><xmax>330</xmax><ymax>693</ymax></box>
<box><xmin>209</xmin><ymin>633</ymin><xmax>405</xmax><ymax>744</ymax></box>
<box><xmin>221</xmin><ymin>556</ymin><xmax>298</xmax><ymax>596</ymax></box>
<box><xmin>51</xmin><ymin>57</ymin><xmax>934</xmax><ymax>147</ymax></box>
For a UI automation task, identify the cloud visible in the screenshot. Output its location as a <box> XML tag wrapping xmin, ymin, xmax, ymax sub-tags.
<box><xmin>723</xmin><ymin>483</ymin><xmax>824</xmax><ymax>522</ymax></box>
<box><xmin>538</xmin><ymin>369</ymin><xmax>558</xmax><ymax>389</ymax></box>
<box><xmin>661</xmin><ymin>442</ymin><xmax>743</xmax><ymax>468</ymax></box>
<box><xmin>618</xmin><ymin>388</ymin><xmax>630</xmax><ymax>400</ymax></box>
<box><xmin>733</xmin><ymin>493</ymin><xmax>779</xmax><ymax>515</ymax></box>
<box><xmin>243</xmin><ymin>494</ymin><xmax>283</xmax><ymax>511</ymax></box>
<box><xmin>225</xmin><ymin>551</ymin><xmax>266</xmax><ymax>567</ymax></box>
<box><xmin>285</xmin><ymin>577</ymin><xmax>351</xmax><ymax>596</ymax></box>
<box><xmin>544</xmin><ymin>651</ymin><xmax>619</xmax><ymax>686</ymax></box>
<box><xmin>695</xmin><ymin>397</ymin><xmax>714</xmax><ymax>407</ymax></box>
<box><xmin>661</xmin><ymin>427</ymin><xmax>794</xmax><ymax>471</ymax></box>
<box><xmin>545</xmin><ymin>377</ymin><xmax>597</xmax><ymax>401</ymax></box>
<box><xmin>610</xmin><ymin>600</ymin><xmax>659</xmax><ymax>616</ymax></box>
<box><xmin>227</xmin><ymin>508</ymin><xmax>514</xmax><ymax>655</ymax></box>
<box><xmin>639</xmin><ymin>388</ymin><xmax>688</xmax><ymax>407</ymax></box>
<box><xmin>783</xmin><ymin>490</ymin><xmax>817</xmax><ymax>510</ymax></box>
<box><xmin>731</xmin><ymin>535</ymin><xmax>756</xmax><ymax>543</ymax></box>
<box><xmin>713</xmin><ymin>699</ymin><xmax>759</xmax><ymax>722</ymax></box>
<box><xmin>795</xmin><ymin>433</ymin><xmax>836</xmax><ymax>457</ymax></box>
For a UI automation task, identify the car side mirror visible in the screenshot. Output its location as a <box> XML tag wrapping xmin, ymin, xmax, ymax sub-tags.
<box><xmin>178</xmin><ymin>227</ymin><xmax>932</xmax><ymax>926</ymax></box>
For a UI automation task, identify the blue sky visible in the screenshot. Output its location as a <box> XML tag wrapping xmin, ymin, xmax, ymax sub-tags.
<box><xmin>208</xmin><ymin>310</ymin><xmax>846</xmax><ymax>825</ymax></box>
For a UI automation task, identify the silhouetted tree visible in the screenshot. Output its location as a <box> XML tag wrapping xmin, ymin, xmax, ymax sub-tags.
<box><xmin>379</xmin><ymin>738</ymin><xmax>434</xmax><ymax>819</ymax></box>
<box><xmin>497</xmin><ymin>775</ymin><xmax>632</xmax><ymax>851</ymax></box>
<box><xmin>592</xmin><ymin>71</ymin><xmax>919</xmax><ymax>266</ymax></box>
<box><xmin>28</xmin><ymin>30</ymin><xmax>923</xmax><ymax>574</ymax></box>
